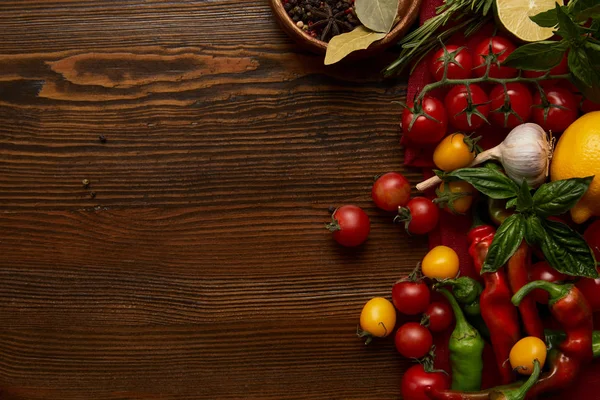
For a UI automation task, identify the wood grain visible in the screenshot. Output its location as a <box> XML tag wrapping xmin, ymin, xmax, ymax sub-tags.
<box><xmin>0</xmin><ymin>0</ymin><xmax>426</xmax><ymax>399</ymax></box>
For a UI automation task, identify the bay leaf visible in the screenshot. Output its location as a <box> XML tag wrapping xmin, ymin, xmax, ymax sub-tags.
<box><xmin>355</xmin><ymin>0</ymin><xmax>398</xmax><ymax>33</ymax></box>
<box><xmin>324</xmin><ymin>26</ymin><xmax>386</xmax><ymax>65</ymax></box>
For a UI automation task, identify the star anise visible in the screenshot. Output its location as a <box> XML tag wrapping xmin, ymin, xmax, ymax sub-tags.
<box><xmin>307</xmin><ymin>3</ymin><xmax>353</xmax><ymax>42</ymax></box>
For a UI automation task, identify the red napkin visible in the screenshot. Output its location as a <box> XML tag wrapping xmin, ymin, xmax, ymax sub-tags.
<box><xmin>404</xmin><ymin>1</ymin><xmax>600</xmax><ymax>397</ymax></box>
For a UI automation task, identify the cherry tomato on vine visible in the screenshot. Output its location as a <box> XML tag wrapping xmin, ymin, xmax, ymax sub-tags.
<box><xmin>325</xmin><ymin>205</ymin><xmax>370</xmax><ymax>247</ymax></box>
<box><xmin>371</xmin><ymin>172</ymin><xmax>411</xmax><ymax>212</ymax></box>
<box><xmin>436</xmin><ymin>181</ymin><xmax>475</xmax><ymax>214</ymax></box>
<box><xmin>433</xmin><ymin>133</ymin><xmax>477</xmax><ymax>171</ymax></box>
<box><xmin>401</xmin><ymin>363</ymin><xmax>450</xmax><ymax>400</ymax></box>
<box><xmin>472</xmin><ymin>36</ymin><xmax>517</xmax><ymax>79</ymax></box>
<box><xmin>422</xmin><ymin>301</ymin><xmax>453</xmax><ymax>332</ymax></box>
<box><xmin>397</xmin><ymin>197</ymin><xmax>439</xmax><ymax>235</ymax></box>
<box><xmin>489</xmin><ymin>83</ymin><xmax>533</xmax><ymax>129</ymax></box>
<box><xmin>509</xmin><ymin>336</ymin><xmax>547</xmax><ymax>375</ymax></box>
<box><xmin>392</xmin><ymin>278</ymin><xmax>431</xmax><ymax>315</ymax></box>
<box><xmin>401</xmin><ymin>96</ymin><xmax>448</xmax><ymax>145</ymax></box>
<box><xmin>532</xmin><ymin>87</ymin><xmax>578</xmax><ymax>133</ymax></box>
<box><xmin>359</xmin><ymin>297</ymin><xmax>396</xmax><ymax>341</ymax></box>
<box><xmin>523</xmin><ymin>53</ymin><xmax>569</xmax><ymax>87</ymax></box>
<box><xmin>421</xmin><ymin>246</ymin><xmax>459</xmax><ymax>279</ymax></box>
<box><xmin>429</xmin><ymin>45</ymin><xmax>473</xmax><ymax>81</ymax></box>
<box><xmin>444</xmin><ymin>84</ymin><xmax>490</xmax><ymax>131</ymax></box>
<box><xmin>582</xmin><ymin>99</ymin><xmax>600</xmax><ymax>113</ymax></box>
<box><xmin>395</xmin><ymin>322</ymin><xmax>433</xmax><ymax>359</ymax></box>
<box><xmin>529</xmin><ymin>261</ymin><xmax>568</xmax><ymax>304</ymax></box>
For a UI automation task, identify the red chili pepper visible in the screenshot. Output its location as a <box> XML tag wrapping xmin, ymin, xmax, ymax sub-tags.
<box><xmin>513</xmin><ymin>280</ymin><xmax>593</xmax><ymax>363</ymax></box>
<box><xmin>424</xmin><ymin>348</ymin><xmax>579</xmax><ymax>400</ymax></box>
<box><xmin>506</xmin><ymin>242</ymin><xmax>544</xmax><ymax>339</ymax></box>
<box><xmin>467</xmin><ymin>224</ymin><xmax>520</xmax><ymax>385</ymax></box>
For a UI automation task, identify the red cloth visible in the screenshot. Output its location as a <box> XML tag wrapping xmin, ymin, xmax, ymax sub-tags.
<box><xmin>405</xmin><ymin>1</ymin><xmax>600</xmax><ymax>397</ymax></box>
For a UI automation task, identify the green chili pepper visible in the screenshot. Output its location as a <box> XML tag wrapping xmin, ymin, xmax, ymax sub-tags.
<box><xmin>489</xmin><ymin>359</ymin><xmax>541</xmax><ymax>400</ymax></box>
<box><xmin>438</xmin><ymin>288</ymin><xmax>485</xmax><ymax>391</ymax></box>
<box><xmin>487</xmin><ymin>197</ymin><xmax>514</xmax><ymax>226</ymax></box>
<box><xmin>463</xmin><ymin>299</ymin><xmax>481</xmax><ymax>316</ymax></box>
<box><xmin>437</xmin><ymin>277</ymin><xmax>483</xmax><ymax>304</ymax></box>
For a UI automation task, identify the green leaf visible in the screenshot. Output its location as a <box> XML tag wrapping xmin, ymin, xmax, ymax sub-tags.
<box><xmin>481</xmin><ymin>214</ymin><xmax>526</xmax><ymax>274</ymax></box>
<box><xmin>570</xmin><ymin>0</ymin><xmax>600</xmax><ymax>20</ymax></box>
<box><xmin>530</xmin><ymin>8</ymin><xmax>559</xmax><ymax>28</ymax></box>
<box><xmin>556</xmin><ymin>2</ymin><xmax>582</xmax><ymax>40</ymax></box>
<box><xmin>324</xmin><ymin>26</ymin><xmax>386</xmax><ymax>65</ymax></box>
<box><xmin>448</xmin><ymin>167</ymin><xmax>519</xmax><ymax>200</ymax></box>
<box><xmin>506</xmin><ymin>198</ymin><xmax>518</xmax><ymax>209</ymax></box>
<box><xmin>569</xmin><ymin>48</ymin><xmax>597</xmax><ymax>87</ymax></box>
<box><xmin>516</xmin><ymin>180</ymin><xmax>534</xmax><ymax>212</ymax></box>
<box><xmin>355</xmin><ymin>0</ymin><xmax>398</xmax><ymax>33</ymax></box>
<box><xmin>502</xmin><ymin>41</ymin><xmax>568</xmax><ymax>71</ymax></box>
<box><xmin>533</xmin><ymin>176</ymin><xmax>594</xmax><ymax>217</ymax></box>
<box><xmin>540</xmin><ymin>218</ymin><xmax>598</xmax><ymax>278</ymax></box>
<box><xmin>577</xmin><ymin>4</ymin><xmax>600</xmax><ymax>20</ymax></box>
<box><xmin>524</xmin><ymin>215</ymin><xmax>546</xmax><ymax>247</ymax></box>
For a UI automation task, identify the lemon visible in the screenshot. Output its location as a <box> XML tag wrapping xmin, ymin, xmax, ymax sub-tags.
<box><xmin>551</xmin><ymin>111</ymin><xmax>600</xmax><ymax>224</ymax></box>
<box><xmin>496</xmin><ymin>0</ymin><xmax>564</xmax><ymax>42</ymax></box>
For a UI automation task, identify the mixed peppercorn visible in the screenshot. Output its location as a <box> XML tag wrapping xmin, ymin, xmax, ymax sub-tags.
<box><xmin>282</xmin><ymin>0</ymin><xmax>359</xmax><ymax>42</ymax></box>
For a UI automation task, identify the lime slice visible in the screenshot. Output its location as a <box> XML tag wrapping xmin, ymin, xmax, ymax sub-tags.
<box><xmin>496</xmin><ymin>0</ymin><xmax>564</xmax><ymax>42</ymax></box>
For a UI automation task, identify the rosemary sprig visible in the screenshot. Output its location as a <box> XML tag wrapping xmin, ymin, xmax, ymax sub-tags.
<box><xmin>384</xmin><ymin>0</ymin><xmax>494</xmax><ymax>77</ymax></box>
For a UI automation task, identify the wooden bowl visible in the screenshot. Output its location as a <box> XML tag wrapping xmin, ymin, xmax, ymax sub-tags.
<box><xmin>269</xmin><ymin>0</ymin><xmax>422</xmax><ymax>58</ymax></box>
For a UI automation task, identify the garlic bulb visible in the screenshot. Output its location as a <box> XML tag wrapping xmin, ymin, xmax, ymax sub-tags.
<box><xmin>416</xmin><ymin>123</ymin><xmax>553</xmax><ymax>192</ymax></box>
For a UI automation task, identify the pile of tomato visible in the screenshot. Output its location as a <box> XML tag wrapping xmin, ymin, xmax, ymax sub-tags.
<box><xmin>401</xmin><ymin>36</ymin><xmax>600</xmax><ymax>149</ymax></box>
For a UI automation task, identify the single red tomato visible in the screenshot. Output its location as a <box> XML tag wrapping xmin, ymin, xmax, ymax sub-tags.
<box><xmin>325</xmin><ymin>205</ymin><xmax>370</xmax><ymax>247</ymax></box>
<box><xmin>397</xmin><ymin>197</ymin><xmax>440</xmax><ymax>235</ymax></box>
<box><xmin>422</xmin><ymin>301</ymin><xmax>453</xmax><ymax>332</ymax></box>
<box><xmin>530</xmin><ymin>261</ymin><xmax>568</xmax><ymax>304</ymax></box>
<box><xmin>372</xmin><ymin>172</ymin><xmax>411</xmax><ymax>212</ymax></box>
<box><xmin>429</xmin><ymin>45</ymin><xmax>473</xmax><ymax>81</ymax></box>
<box><xmin>392</xmin><ymin>279</ymin><xmax>431</xmax><ymax>315</ymax></box>
<box><xmin>395</xmin><ymin>322</ymin><xmax>433</xmax><ymax>359</ymax></box>
<box><xmin>582</xmin><ymin>99</ymin><xmax>600</xmax><ymax>113</ymax></box>
<box><xmin>473</xmin><ymin>36</ymin><xmax>517</xmax><ymax>78</ymax></box>
<box><xmin>532</xmin><ymin>87</ymin><xmax>578</xmax><ymax>133</ymax></box>
<box><xmin>401</xmin><ymin>363</ymin><xmax>450</xmax><ymax>400</ymax></box>
<box><xmin>444</xmin><ymin>84</ymin><xmax>490</xmax><ymax>131</ymax></box>
<box><xmin>576</xmin><ymin>277</ymin><xmax>600</xmax><ymax>312</ymax></box>
<box><xmin>489</xmin><ymin>83</ymin><xmax>533</xmax><ymax>129</ymax></box>
<box><xmin>402</xmin><ymin>96</ymin><xmax>448</xmax><ymax>145</ymax></box>
<box><xmin>523</xmin><ymin>53</ymin><xmax>569</xmax><ymax>87</ymax></box>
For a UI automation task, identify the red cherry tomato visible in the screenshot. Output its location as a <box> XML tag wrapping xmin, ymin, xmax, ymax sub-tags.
<box><xmin>532</xmin><ymin>87</ymin><xmax>578</xmax><ymax>133</ymax></box>
<box><xmin>392</xmin><ymin>279</ymin><xmax>431</xmax><ymax>315</ymax></box>
<box><xmin>422</xmin><ymin>301</ymin><xmax>453</xmax><ymax>332</ymax></box>
<box><xmin>582</xmin><ymin>99</ymin><xmax>600</xmax><ymax>113</ymax></box>
<box><xmin>372</xmin><ymin>172</ymin><xmax>411</xmax><ymax>212</ymax></box>
<box><xmin>395</xmin><ymin>322</ymin><xmax>433</xmax><ymax>359</ymax></box>
<box><xmin>473</xmin><ymin>36</ymin><xmax>517</xmax><ymax>78</ymax></box>
<box><xmin>530</xmin><ymin>261</ymin><xmax>568</xmax><ymax>304</ymax></box>
<box><xmin>523</xmin><ymin>53</ymin><xmax>569</xmax><ymax>87</ymax></box>
<box><xmin>402</xmin><ymin>96</ymin><xmax>448</xmax><ymax>145</ymax></box>
<box><xmin>401</xmin><ymin>363</ymin><xmax>450</xmax><ymax>400</ymax></box>
<box><xmin>489</xmin><ymin>83</ymin><xmax>533</xmax><ymax>129</ymax></box>
<box><xmin>429</xmin><ymin>45</ymin><xmax>473</xmax><ymax>81</ymax></box>
<box><xmin>326</xmin><ymin>205</ymin><xmax>370</xmax><ymax>247</ymax></box>
<box><xmin>398</xmin><ymin>197</ymin><xmax>440</xmax><ymax>235</ymax></box>
<box><xmin>444</xmin><ymin>84</ymin><xmax>490</xmax><ymax>131</ymax></box>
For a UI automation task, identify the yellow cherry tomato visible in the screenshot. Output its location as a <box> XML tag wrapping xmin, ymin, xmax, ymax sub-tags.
<box><xmin>421</xmin><ymin>246</ymin><xmax>459</xmax><ymax>279</ymax></box>
<box><xmin>509</xmin><ymin>336</ymin><xmax>547</xmax><ymax>375</ymax></box>
<box><xmin>433</xmin><ymin>133</ymin><xmax>477</xmax><ymax>171</ymax></box>
<box><xmin>359</xmin><ymin>297</ymin><xmax>396</xmax><ymax>338</ymax></box>
<box><xmin>437</xmin><ymin>181</ymin><xmax>475</xmax><ymax>214</ymax></box>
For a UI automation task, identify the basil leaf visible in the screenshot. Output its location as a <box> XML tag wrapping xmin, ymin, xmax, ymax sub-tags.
<box><xmin>569</xmin><ymin>47</ymin><xmax>597</xmax><ymax>88</ymax></box>
<box><xmin>448</xmin><ymin>168</ymin><xmax>519</xmax><ymax>200</ymax></box>
<box><xmin>533</xmin><ymin>176</ymin><xmax>594</xmax><ymax>217</ymax></box>
<box><xmin>530</xmin><ymin>8</ymin><xmax>559</xmax><ymax>28</ymax></box>
<box><xmin>577</xmin><ymin>4</ymin><xmax>600</xmax><ymax>20</ymax></box>
<box><xmin>524</xmin><ymin>215</ymin><xmax>545</xmax><ymax>247</ymax></box>
<box><xmin>506</xmin><ymin>198</ymin><xmax>518</xmax><ymax>209</ymax></box>
<box><xmin>481</xmin><ymin>214</ymin><xmax>525</xmax><ymax>273</ymax></box>
<box><xmin>502</xmin><ymin>41</ymin><xmax>568</xmax><ymax>71</ymax></box>
<box><xmin>570</xmin><ymin>0</ymin><xmax>600</xmax><ymax>20</ymax></box>
<box><xmin>516</xmin><ymin>180</ymin><xmax>533</xmax><ymax>212</ymax></box>
<box><xmin>540</xmin><ymin>218</ymin><xmax>598</xmax><ymax>278</ymax></box>
<box><xmin>573</xmin><ymin>75</ymin><xmax>600</xmax><ymax>103</ymax></box>
<box><xmin>556</xmin><ymin>2</ymin><xmax>582</xmax><ymax>40</ymax></box>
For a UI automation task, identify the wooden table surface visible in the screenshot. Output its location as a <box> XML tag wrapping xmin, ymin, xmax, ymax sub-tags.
<box><xmin>0</xmin><ymin>1</ymin><xmax>427</xmax><ymax>399</ymax></box>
